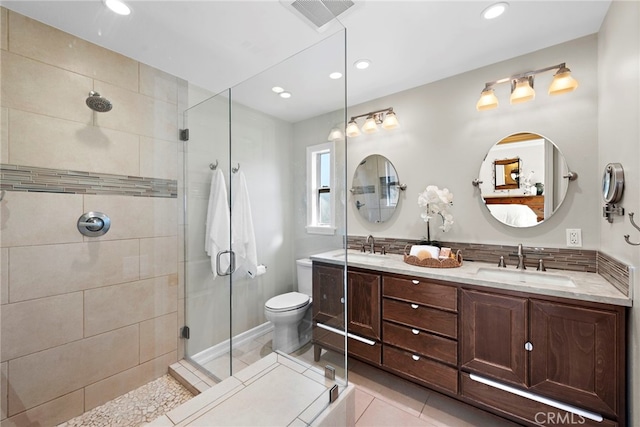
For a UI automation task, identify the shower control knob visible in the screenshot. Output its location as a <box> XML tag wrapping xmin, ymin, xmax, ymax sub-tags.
<box><xmin>77</xmin><ymin>212</ymin><xmax>110</xmax><ymax>237</ymax></box>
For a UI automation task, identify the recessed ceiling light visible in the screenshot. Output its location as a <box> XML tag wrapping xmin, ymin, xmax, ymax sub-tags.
<box><xmin>271</xmin><ymin>86</ymin><xmax>284</xmax><ymax>93</ymax></box>
<box><xmin>329</xmin><ymin>72</ymin><xmax>343</xmax><ymax>80</ymax></box>
<box><xmin>482</xmin><ymin>2</ymin><xmax>508</xmax><ymax>20</ymax></box>
<box><xmin>354</xmin><ymin>59</ymin><xmax>371</xmax><ymax>70</ymax></box>
<box><xmin>279</xmin><ymin>91</ymin><xmax>292</xmax><ymax>99</ymax></box>
<box><xmin>104</xmin><ymin>0</ymin><xmax>131</xmax><ymax>16</ymax></box>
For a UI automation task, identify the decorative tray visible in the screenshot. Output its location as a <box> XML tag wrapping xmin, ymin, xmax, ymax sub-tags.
<box><xmin>403</xmin><ymin>245</ymin><xmax>463</xmax><ymax>268</ymax></box>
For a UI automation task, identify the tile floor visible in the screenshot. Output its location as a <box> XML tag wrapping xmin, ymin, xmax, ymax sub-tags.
<box><xmin>179</xmin><ymin>330</ymin><xmax>520</xmax><ymax>426</ymax></box>
<box><xmin>56</xmin><ymin>329</ymin><xmax>521</xmax><ymax>426</ymax></box>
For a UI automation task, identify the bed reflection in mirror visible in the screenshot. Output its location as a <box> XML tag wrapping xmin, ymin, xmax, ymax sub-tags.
<box><xmin>478</xmin><ymin>132</ymin><xmax>571</xmax><ymax>228</ymax></box>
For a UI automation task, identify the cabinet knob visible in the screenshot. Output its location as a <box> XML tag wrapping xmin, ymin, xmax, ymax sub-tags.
<box><xmin>340</xmin><ymin>297</ymin><xmax>345</xmax><ymax>304</ymax></box>
<box><xmin>411</xmin><ymin>329</ymin><xmax>420</xmax><ymax>335</ymax></box>
<box><xmin>524</xmin><ymin>342</ymin><xmax>533</xmax><ymax>351</ymax></box>
<box><xmin>412</xmin><ymin>280</ymin><xmax>420</xmax><ymax>285</ymax></box>
<box><xmin>410</xmin><ymin>304</ymin><xmax>419</xmax><ymax>309</ymax></box>
<box><xmin>412</xmin><ymin>355</ymin><xmax>420</xmax><ymax>361</ymax></box>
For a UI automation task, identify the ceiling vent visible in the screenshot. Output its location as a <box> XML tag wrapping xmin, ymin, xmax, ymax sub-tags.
<box><xmin>281</xmin><ymin>0</ymin><xmax>356</xmax><ymax>32</ymax></box>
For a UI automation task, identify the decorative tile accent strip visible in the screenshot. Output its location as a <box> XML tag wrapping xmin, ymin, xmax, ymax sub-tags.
<box><xmin>0</xmin><ymin>164</ymin><xmax>177</xmax><ymax>198</ymax></box>
<box><xmin>597</xmin><ymin>252</ymin><xmax>630</xmax><ymax>296</ymax></box>
<box><xmin>347</xmin><ymin>236</ymin><xmax>598</xmax><ymax>272</ymax></box>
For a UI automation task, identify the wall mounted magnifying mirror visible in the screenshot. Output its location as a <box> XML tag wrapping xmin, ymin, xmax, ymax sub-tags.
<box><xmin>602</xmin><ymin>162</ymin><xmax>625</xmax><ymax>222</ymax></box>
<box><xmin>474</xmin><ymin>132</ymin><xmax>577</xmax><ymax>228</ymax></box>
<box><xmin>351</xmin><ymin>154</ymin><xmax>406</xmax><ymax>223</ymax></box>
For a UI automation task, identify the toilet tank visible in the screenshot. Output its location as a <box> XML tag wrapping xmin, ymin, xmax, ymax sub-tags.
<box><xmin>296</xmin><ymin>258</ymin><xmax>313</xmax><ymax>296</ymax></box>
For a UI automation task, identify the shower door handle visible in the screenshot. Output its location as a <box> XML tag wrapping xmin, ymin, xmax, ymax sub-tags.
<box><xmin>216</xmin><ymin>250</ymin><xmax>236</xmax><ymax>276</ymax></box>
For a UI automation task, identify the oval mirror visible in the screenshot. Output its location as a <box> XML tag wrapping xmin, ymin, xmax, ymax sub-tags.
<box><xmin>478</xmin><ymin>132</ymin><xmax>571</xmax><ymax>228</ymax></box>
<box><xmin>351</xmin><ymin>154</ymin><xmax>402</xmax><ymax>223</ymax></box>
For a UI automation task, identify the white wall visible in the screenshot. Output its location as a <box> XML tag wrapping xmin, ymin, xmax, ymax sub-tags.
<box><xmin>597</xmin><ymin>1</ymin><xmax>640</xmax><ymax>425</ymax></box>
<box><xmin>346</xmin><ymin>35</ymin><xmax>599</xmax><ymax>248</ymax></box>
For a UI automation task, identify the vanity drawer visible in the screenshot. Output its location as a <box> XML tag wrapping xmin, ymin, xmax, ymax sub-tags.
<box><xmin>383</xmin><ymin>321</ymin><xmax>457</xmax><ymax>366</ymax></box>
<box><xmin>349</xmin><ymin>338</ymin><xmax>382</xmax><ymax>365</ymax></box>
<box><xmin>383</xmin><ymin>276</ymin><xmax>457</xmax><ymax>312</ymax></box>
<box><xmin>312</xmin><ymin>325</ymin><xmax>381</xmax><ymax>365</ymax></box>
<box><xmin>383</xmin><ymin>345</ymin><xmax>458</xmax><ymax>394</ymax></box>
<box><xmin>383</xmin><ymin>298</ymin><xmax>457</xmax><ymax>339</ymax></box>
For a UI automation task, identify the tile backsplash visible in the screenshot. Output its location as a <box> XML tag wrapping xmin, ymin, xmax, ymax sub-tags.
<box><xmin>346</xmin><ymin>235</ymin><xmax>630</xmax><ymax>296</ymax></box>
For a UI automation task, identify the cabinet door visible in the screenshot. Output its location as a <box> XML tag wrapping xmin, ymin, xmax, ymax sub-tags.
<box><xmin>529</xmin><ymin>300</ymin><xmax>621</xmax><ymax>419</ymax></box>
<box><xmin>348</xmin><ymin>270</ymin><xmax>381</xmax><ymax>340</ymax></box>
<box><xmin>461</xmin><ymin>289</ymin><xmax>528</xmax><ymax>388</ymax></box>
<box><xmin>312</xmin><ymin>263</ymin><xmax>344</xmax><ymax>328</ymax></box>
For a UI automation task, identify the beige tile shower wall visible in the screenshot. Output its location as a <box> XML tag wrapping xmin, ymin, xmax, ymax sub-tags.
<box><xmin>0</xmin><ymin>9</ymin><xmax>185</xmax><ymax>425</ymax></box>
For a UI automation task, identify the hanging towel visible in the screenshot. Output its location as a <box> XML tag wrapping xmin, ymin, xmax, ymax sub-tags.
<box><xmin>231</xmin><ymin>170</ymin><xmax>258</xmax><ymax>277</ymax></box>
<box><xmin>205</xmin><ymin>169</ymin><xmax>231</xmax><ymax>278</ymax></box>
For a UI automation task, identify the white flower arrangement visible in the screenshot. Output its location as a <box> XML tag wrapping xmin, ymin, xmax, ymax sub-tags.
<box><xmin>418</xmin><ymin>185</ymin><xmax>454</xmax><ymax>241</ymax></box>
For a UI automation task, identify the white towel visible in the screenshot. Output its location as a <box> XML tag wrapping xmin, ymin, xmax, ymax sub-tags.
<box><xmin>231</xmin><ymin>170</ymin><xmax>258</xmax><ymax>277</ymax></box>
<box><xmin>205</xmin><ymin>169</ymin><xmax>231</xmax><ymax>278</ymax></box>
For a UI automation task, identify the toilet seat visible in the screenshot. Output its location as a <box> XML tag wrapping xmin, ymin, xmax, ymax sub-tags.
<box><xmin>265</xmin><ymin>292</ymin><xmax>310</xmax><ymax>312</ymax></box>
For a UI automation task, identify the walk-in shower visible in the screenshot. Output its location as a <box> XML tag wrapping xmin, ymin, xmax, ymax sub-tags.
<box><xmin>181</xmin><ymin>28</ymin><xmax>348</xmax><ymax>423</ymax></box>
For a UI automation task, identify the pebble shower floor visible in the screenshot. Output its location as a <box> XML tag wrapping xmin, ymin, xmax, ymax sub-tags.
<box><xmin>56</xmin><ymin>375</ymin><xmax>193</xmax><ymax>426</ymax></box>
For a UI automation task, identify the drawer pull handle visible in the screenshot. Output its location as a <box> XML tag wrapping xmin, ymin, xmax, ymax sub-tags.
<box><xmin>411</xmin><ymin>329</ymin><xmax>420</xmax><ymax>335</ymax></box>
<box><xmin>412</xmin><ymin>280</ymin><xmax>420</xmax><ymax>285</ymax></box>
<box><xmin>412</xmin><ymin>355</ymin><xmax>420</xmax><ymax>361</ymax></box>
<box><xmin>410</xmin><ymin>304</ymin><xmax>419</xmax><ymax>309</ymax></box>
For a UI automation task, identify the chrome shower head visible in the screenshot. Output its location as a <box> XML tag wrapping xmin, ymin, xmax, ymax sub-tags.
<box><xmin>86</xmin><ymin>91</ymin><xmax>112</xmax><ymax>112</ymax></box>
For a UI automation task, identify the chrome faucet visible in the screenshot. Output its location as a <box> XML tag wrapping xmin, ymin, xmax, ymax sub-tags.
<box><xmin>366</xmin><ymin>235</ymin><xmax>375</xmax><ymax>254</ymax></box>
<box><xmin>516</xmin><ymin>243</ymin><xmax>526</xmax><ymax>270</ymax></box>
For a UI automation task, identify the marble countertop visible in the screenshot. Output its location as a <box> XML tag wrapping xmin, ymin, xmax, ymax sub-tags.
<box><xmin>311</xmin><ymin>249</ymin><xmax>632</xmax><ymax>307</ymax></box>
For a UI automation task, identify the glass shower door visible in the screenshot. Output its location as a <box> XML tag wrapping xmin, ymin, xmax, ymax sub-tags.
<box><xmin>183</xmin><ymin>89</ymin><xmax>234</xmax><ymax>381</ymax></box>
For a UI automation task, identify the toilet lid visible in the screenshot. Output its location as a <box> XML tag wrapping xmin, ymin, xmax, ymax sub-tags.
<box><xmin>265</xmin><ymin>292</ymin><xmax>310</xmax><ymax>312</ymax></box>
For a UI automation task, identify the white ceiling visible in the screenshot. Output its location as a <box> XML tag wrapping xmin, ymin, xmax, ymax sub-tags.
<box><xmin>1</xmin><ymin>0</ymin><xmax>611</xmax><ymax>122</ymax></box>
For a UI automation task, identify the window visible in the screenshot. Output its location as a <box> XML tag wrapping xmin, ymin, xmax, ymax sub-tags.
<box><xmin>306</xmin><ymin>142</ymin><xmax>335</xmax><ymax>235</ymax></box>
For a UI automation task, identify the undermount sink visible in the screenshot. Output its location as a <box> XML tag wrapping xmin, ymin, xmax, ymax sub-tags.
<box><xmin>475</xmin><ymin>267</ymin><xmax>576</xmax><ymax>287</ymax></box>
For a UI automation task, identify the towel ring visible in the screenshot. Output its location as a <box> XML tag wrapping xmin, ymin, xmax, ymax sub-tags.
<box><xmin>209</xmin><ymin>160</ymin><xmax>218</xmax><ymax>170</ymax></box>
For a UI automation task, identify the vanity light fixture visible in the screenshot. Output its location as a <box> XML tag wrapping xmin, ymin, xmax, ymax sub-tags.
<box><xmin>345</xmin><ymin>107</ymin><xmax>399</xmax><ymax>138</ymax></box>
<box><xmin>510</xmin><ymin>76</ymin><xmax>535</xmax><ymax>104</ymax></box>
<box><xmin>476</xmin><ymin>62</ymin><xmax>578</xmax><ymax>111</ymax></box>
<box><xmin>327</xmin><ymin>127</ymin><xmax>344</xmax><ymax>141</ymax></box>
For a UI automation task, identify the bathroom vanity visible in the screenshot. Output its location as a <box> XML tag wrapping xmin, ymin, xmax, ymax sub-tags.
<box><xmin>310</xmin><ymin>251</ymin><xmax>630</xmax><ymax>427</ymax></box>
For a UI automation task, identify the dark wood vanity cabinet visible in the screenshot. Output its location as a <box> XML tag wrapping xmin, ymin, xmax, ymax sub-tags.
<box><xmin>381</xmin><ymin>275</ymin><xmax>459</xmax><ymax>394</ymax></box>
<box><xmin>461</xmin><ymin>290</ymin><xmax>528</xmax><ymax>388</ymax></box>
<box><xmin>461</xmin><ymin>288</ymin><xmax>626</xmax><ymax>425</ymax></box>
<box><xmin>312</xmin><ymin>263</ymin><xmax>382</xmax><ymax>364</ymax></box>
<box><xmin>312</xmin><ymin>263</ymin><xmax>345</xmax><ymax>328</ymax></box>
<box><xmin>312</xmin><ymin>261</ymin><xmax>627</xmax><ymax>426</ymax></box>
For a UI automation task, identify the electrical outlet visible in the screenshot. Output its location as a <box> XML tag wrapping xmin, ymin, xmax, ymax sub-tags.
<box><xmin>566</xmin><ymin>229</ymin><xmax>582</xmax><ymax>247</ymax></box>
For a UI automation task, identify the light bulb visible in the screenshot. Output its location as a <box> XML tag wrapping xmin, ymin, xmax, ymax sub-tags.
<box><xmin>361</xmin><ymin>116</ymin><xmax>379</xmax><ymax>134</ymax></box>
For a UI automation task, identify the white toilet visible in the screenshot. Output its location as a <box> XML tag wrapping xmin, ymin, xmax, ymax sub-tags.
<box><xmin>264</xmin><ymin>258</ymin><xmax>313</xmax><ymax>353</ymax></box>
